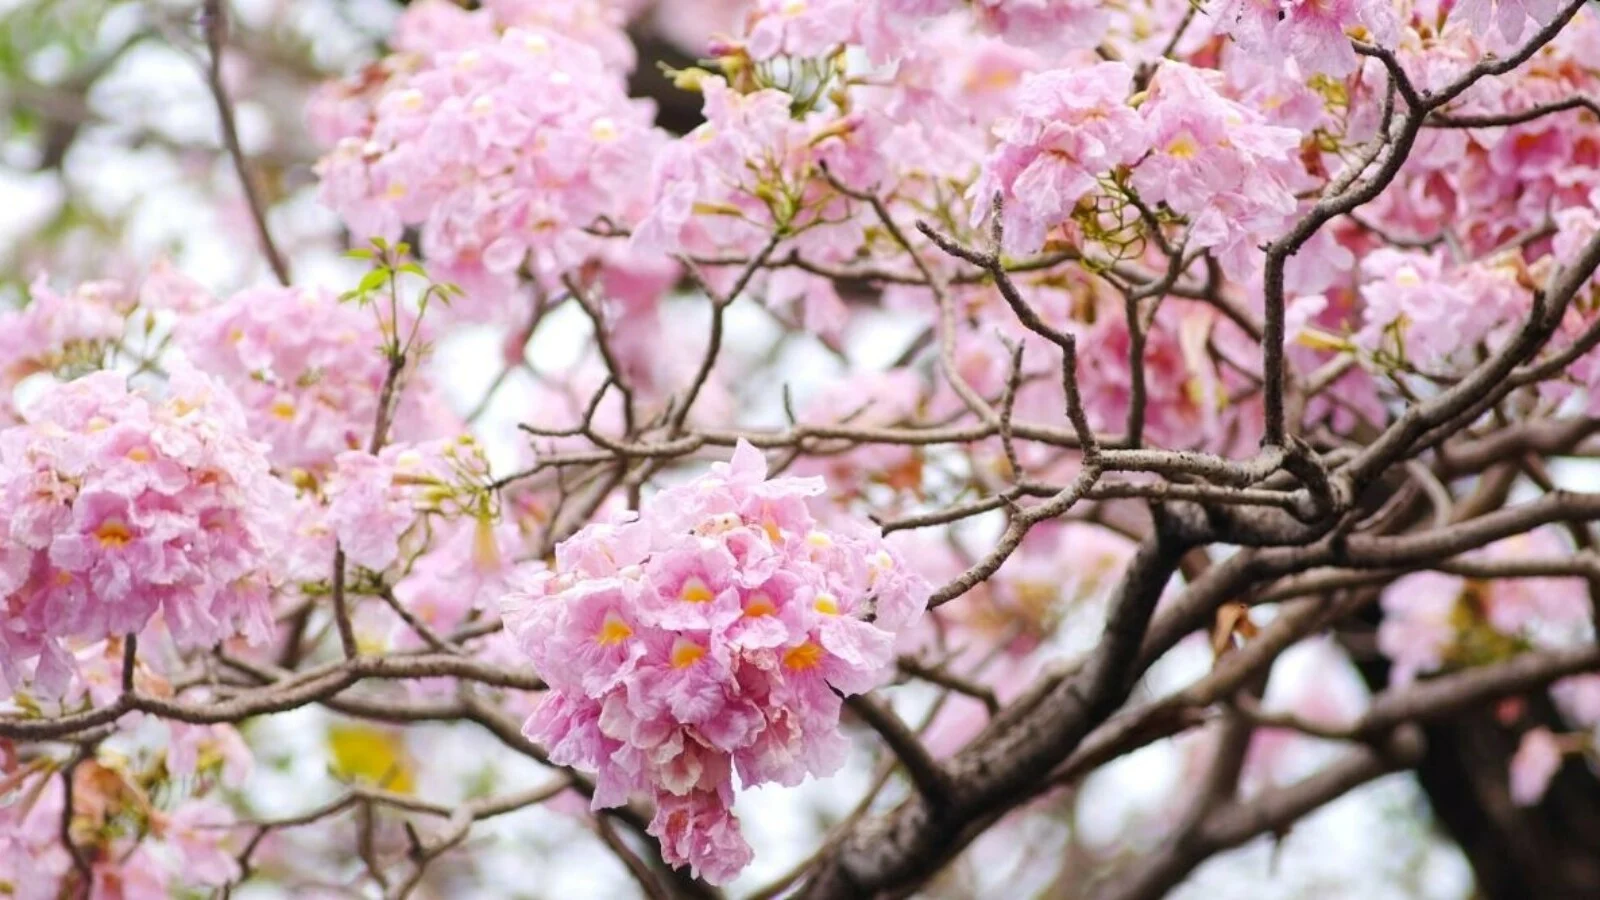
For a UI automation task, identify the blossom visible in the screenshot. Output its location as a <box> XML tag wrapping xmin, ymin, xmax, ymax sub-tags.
<box><xmin>1509</xmin><ymin>726</ymin><xmax>1564</xmax><ymax>805</ymax></box>
<box><xmin>744</xmin><ymin>0</ymin><xmax>864</xmax><ymax>59</ymax></box>
<box><xmin>0</xmin><ymin>363</ymin><xmax>287</xmax><ymax>693</ymax></box>
<box><xmin>390</xmin><ymin>518</ymin><xmax>542</xmax><ymax>642</ymax></box>
<box><xmin>0</xmin><ymin>766</ymin><xmax>70</xmax><ymax>900</ymax></box>
<box><xmin>311</xmin><ymin>19</ymin><xmax>664</xmax><ymax>313</ymax></box>
<box><xmin>160</xmin><ymin>800</ymin><xmax>243</xmax><ymax>887</ymax></box>
<box><xmin>325</xmin><ymin>436</ymin><xmax>493</xmax><ymax>572</ymax></box>
<box><xmin>1454</xmin><ymin>0</ymin><xmax>1565</xmax><ymax>43</ymax></box>
<box><xmin>1076</xmin><ymin>300</ymin><xmax>1227</xmax><ymax>448</ymax></box>
<box><xmin>633</xmin><ymin>76</ymin><xmax>871</xmax><ymax>262</ymax></box>
<box><xmin>1376</xmin><ymin>572</ymin><xmax>1462</xmax><ymax>685</ymax></box>
<box><xmin>1211</xmin><ymin>0</ymin><xmax>1400</xmax><ymax>75</ymax></box>
<box><xmin>0</xmin><ymin>748</ymin><xmax>244</xmax><ymax>899</ymax></box>
<box><xmin>0</xmin><ymin>275</ymin><xmax>132</xmax><ymax>421</ymax></box>
<box><xmin>972</xmin><ymin>61</ymin><xmax>1150</xmax><ymax>254</ymax></box>
<box><xmin>1132</xmin><ymin>63</ymin><xmax>1305</xmax><ymax>276</ymax></box>
<box><xmin>648</xmin><ymin>790</ymin><xmax>754</xmax><ymax>885</ymax></box>
<box><xmin>174</xmin><ymin>284</ymin><xmax>452</xmax><ymax>472</ymax></box>
<box><xmin>969</xmin><ymin>0</ymin><xmax>1111</xmax><ymax>50</ymax></box>
<box><xmin>503</xmin><ymin>441</ymin><xmax>928</xmax><ymax>883</ymax></box>
<box><xmin>1354</xmin><ymin>250</ymin><xmax>1531</xmax><ymax>371</ymax></box>
<box><xmin>877</xmin><ymin>0</ymin><xmax>1110</xmax><ymax>50</ymax></box>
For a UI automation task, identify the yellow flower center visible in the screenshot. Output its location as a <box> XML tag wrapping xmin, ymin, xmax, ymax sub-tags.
<box><xmin>783</xmin><ymin>642</ymin><xmax>824</xmax><ymax>670</ymax></box>
<box><xmin>813</xmin><ymin>594</ymin><xmax>839</xmax><ymax>615</ymax></box>
<box><xmin>680</xmin><ymin>577</ymin><xmax>715</xmax><ymax>604</ymax></box>
<box><xmin>744</xmin><ymin>594</ymin><xmax>777</xmax><ymax>618</ymax></box>
<box><xmin>95</xmin><ymin>519</ymin><xmax>134</xmax><ymax>548</ymax></box>
<box><xmin>596</xmin><ymin>613</ymin><xmax>633</xmax><ymax>646</ymax></box>
<box><xmin>1166</xmin><ymin>133</ymin><xmax>1200</xmax><ymax>160</ymax></box>
<box><xmin>670</xmin><ymin>638</ymin><xmax>706</xmax><ymax>669</ymax></box>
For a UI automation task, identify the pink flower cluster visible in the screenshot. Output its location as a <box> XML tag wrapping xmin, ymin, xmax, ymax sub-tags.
<box><xmin>1353</xmin><ymin>248</ymin><xmax>1532</xmax><ymax>370</ymax></box>
<box><xmin>175</xmin><ymin>284</ymin><xmax>451</xmax><ymax>472</ymax></box>
<box><xmin>741</xmin><ymin>0</ymin><xmax>874</xmax><ymax>59</ymax></box>
<box><xmin>0</xmin><ymin>365</ymin><xmax>288</xmax><ymax>694</ymax></box>
<box><xmin>1378</xmin><ymin>531</ymin><xmax>1589</xmax><ymax>686</ymax></box>
<box><xmin>877</xmin><ymin>0</ymin><xmax>1110</xmax><ymax>51</ymax></box>
<box><xmin>1212</xmin><ymin>0</ymin><xmax>1399</xmax><ymax>75</ymax></box>
<box><xmin>0</xmin><ymin>276</ymin><xmax>132</xmax><ymax>421</ymax></box>
<box><xmin>312</xmin><ymin>13</ymin><xmax>662</xmax><ymax>308</ymax></box>
<box><xmin>634</xmin><ymin>76</ymin><xmax>877</xmax><ymax>262</ymax></box>
<box><xmin>1455</xmin><ymin>0</ymin><xmax>1565</xmax><ymax>42</ymax></box>
<box><xmin>974</xmin><ymin>61</ymin><xmax>1304</xmax><ymax>273</ymax></box>
<box><xmin>389</xmin><ymin>0</ymin><xmax>639</xmax><ymax>69</ymax></box>
<box><xmin>503</xmin><ymin>441</ymin><xmax>928</xmax><ymax>883</ymax></box>
<box><xmin>0</xmin><ymin>725</ymin><xmax>250</xmax><ymax>899</ymax></box>
<box><xmin>973</xmin><ymin>61</ymin><xmax>1150</xmax><ymax>255</ymax></box>
<box><xmin>326</xmin><ymin>436</ymin><xmax>495</xmax><ymax>572</ymax></box>
<box><xmin>1131</xmin><ymin>63</ymin><xmax>1305</xmax><ymax>275</ymax></box>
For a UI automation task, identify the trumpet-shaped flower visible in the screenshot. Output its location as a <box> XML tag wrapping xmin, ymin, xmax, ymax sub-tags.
<box><xmin>503</xmin><ymin>440</ymin><xmax>928</xmax><ymax>883</ymax></box>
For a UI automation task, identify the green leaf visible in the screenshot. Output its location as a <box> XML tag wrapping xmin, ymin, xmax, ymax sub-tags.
<box><xmin>355</xmin><ymin>268</ymin><xmax>391</xmax><ymax>295</ymax></box>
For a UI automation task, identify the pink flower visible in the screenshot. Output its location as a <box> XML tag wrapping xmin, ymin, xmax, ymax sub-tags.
<box><xmin>0</xmin><ymin>769</ymin><xmax>70</xmax><ymax>900</ymax></box>
<box><xmin>1553</xmin><ymin>674</ymin><xmax>1600</xmax><ymax>727</ymax></box>
<box><xmin>94</xmin><ymin>846</ymin><xmax>171</xmax><ymax>900</ymax></box>
<box><xmin>326</xmin><ymin>437</ymin><xmax>492</xmax><ymax>572</ymax></box>
<box><xmin>648</xmin><ymin>790</ymin><xmax>754</xmax><ymax>885</ymax></box>
<box><xmin>1509</xmin><ymin>726</ymin><xmax>1564</xmax><ymax>806</ymax></box>
<box><xmin>1132</xmin><ymin>63</ymin><xmax>1305</xmax><ymax>276</ymax></box>
<box><xmin>973</xmin><ymin>62</ymin><xmax>1149</xmax><ymax>254</ymax></box>
<box><xmin>744</xmin><ymin>0</ymin><xmax>864</xmax><ymax>59</ymax></box>
<box><xmin>311</xmin><ymin>18</ymin><xmax>664</xmax><ymax>316</ymax></box>
<box><xmin>1355</xmin><ymin>250</ymin><xmax>1531</xmax><ymax>371</ymax></box>
<box><xmin>970</xmin><ymin>0</ymin><xmax>1111</xmax><ymax>50</ymax></box>
<box><xmin>503</xmin><ymin>440</ymin><xmax>928</xmax><ymax>883</ymax></box>
<box><xmin>390</xmin><ymin>518</ymin><xmax>541</xmax><ymax>642</ymax></box>
<box><xmin>175</xmin><ymin>284</ymin><xmax>454</xmax><ymax>472</ymax></box>
<box><xmin>138</xmin><ymin>258</ymin><xmax>211</xmax><ymax>314</ymax></box>
<box><xmin>1212</xmin><ymin>0</ymin><xmax>1400</xmax><ymax>75</ymax></box>
<box><xmin>161</xmin><ymin>800</ymin><xmax>242</xmax><ymax>886</ymax></box>
<box><xmin>1554</xmin><ymin>196</ymin><xmax>1600</xmax><ymax>266</ymax></box>
<box><xmin>1454</xmin><ymin>0</ymin><xmax>1565</xmax><ymax>43</ymax></box>
<box><xmin>879</xmin><ymin>0</ymin><xmax>1109</xmax><ymax>50</ymax></box>
<box><xmin>1077</xmin><ymin>300</ymin><xmax>1227</xmax><ymax>448</ymax></box>
<box><xmin>0</xmin><ymin>364</ymin><xmax>287</xmax><ymax>694</ymax></box>
<box><xmin>1376</xmin><ymin>572</ymin><xmax>1461</xmax><ymax>685</ymax></box>
<box><xmin>167</xmin><ymin>723</ymin><xmax>254</xmax><ymax>787</ymax></box>
<box><xmin>0</xmin><ymin>275</ymin><xmax>131</xmax><ymax>418</ymax></box>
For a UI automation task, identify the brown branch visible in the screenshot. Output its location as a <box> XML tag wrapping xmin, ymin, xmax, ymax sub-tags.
<box><xmin>844</xmin><ymin>693</ymin><xmax>951</xmax><ymax>807</ymax></box>
<box><xmin>201</xmin><ymin>0</ymin><xmax>290</xmax><ymax>286</ymax></box>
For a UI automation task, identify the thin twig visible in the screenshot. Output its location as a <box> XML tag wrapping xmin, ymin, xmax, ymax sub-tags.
<box><xmin>200</xmin><ymin>0</ymin><xmax>290</xmax><ymax>285</ymax></box>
